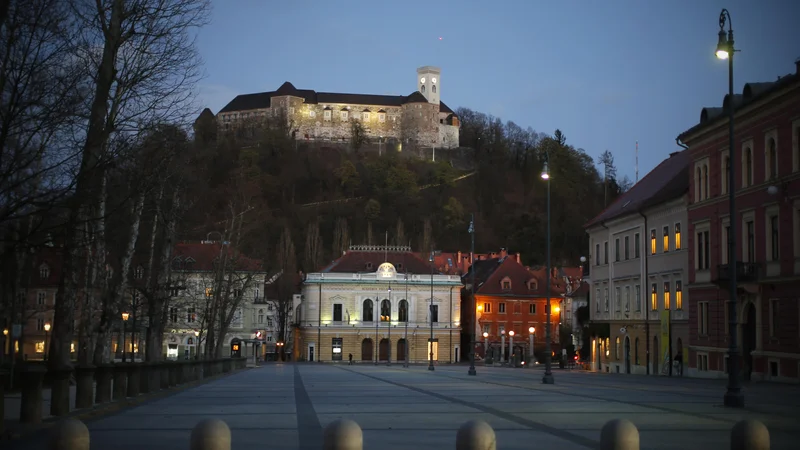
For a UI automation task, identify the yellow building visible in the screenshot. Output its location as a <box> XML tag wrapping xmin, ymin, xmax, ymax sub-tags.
<box><xmin>295</xmin><ymin>245</ymin><xmax>463</xmax><ymax>364</ymax></box>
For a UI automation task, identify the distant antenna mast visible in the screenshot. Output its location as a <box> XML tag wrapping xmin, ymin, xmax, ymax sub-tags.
<box><xmin>635</xmin><ymin>141</ymin><xmax>639</xmax><ymax>183</ymax></box>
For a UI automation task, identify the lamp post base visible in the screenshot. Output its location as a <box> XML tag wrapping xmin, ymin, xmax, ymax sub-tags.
<box><xmin>428</xmin><ymin>363</ymin><xmax>435</xmax><ymax>371</ymax></box>
<box><xmin>723</xmin><ymin>389</ymin><xmax>745</xmax><ymax>408</ymax></box>
<box><xmin>542</xmin><ymin>372</ymin><xmax>555</xmax><ymax>384</ymax></box>
<box><xmin>468</xmin><ymin>366</ymin><xmax>477</xmax><ymax>376</ymax></box>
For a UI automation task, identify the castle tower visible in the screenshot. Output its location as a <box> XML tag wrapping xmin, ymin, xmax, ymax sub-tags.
<box><xmin>416</xmin><ymin>66</ymin><xmax>441</xmax><ymax>105</ymax></box>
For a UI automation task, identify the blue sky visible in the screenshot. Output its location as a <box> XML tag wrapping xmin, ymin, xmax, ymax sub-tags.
<box><xmin>196</xmin><ymin>0</ymin><xmax>799</xmax><ymax>181</ymax></box>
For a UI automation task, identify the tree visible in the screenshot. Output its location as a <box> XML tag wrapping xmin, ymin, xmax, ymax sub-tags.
<box><xmin>331</xmin><ymin>217</ymin><xmax>349</xmax><ymax>258</ymax></box>
<box><xmin>350</xmin><ymin>120</ymin><xmax>367</xmax><ymax>153</ymax></box>
<box><xmin>598</xmin><ymin>150</ymin><xmax>617</xmax><ymax>207</ymax></box>
<box><xmin>334</xmin><ymin>160</ymin><xmax>360</xmax><ymax>197</ymax></box>
<box><xmin>304</xmin><ymin>220</ymin><xmax>323</xmax><ymax>272</ymax></box>
<box><xmin>273</xmin><ymin>226</ymin><xmax>297</xmax><ymax>361</ymax></box>
<box><xmin>393</xmin><ymin>218</ymin><xmax>406</xmax><ymax>246</ymax></box>
<box><xmin>443</xmin><ymin>197</ymin><xmax>465</xmax><ymax>230</ymax></box>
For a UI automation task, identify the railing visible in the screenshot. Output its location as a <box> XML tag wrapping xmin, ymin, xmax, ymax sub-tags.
<box><xmin>716</xmin><ymin>262</ymin><xmax>762</xmax><ymax>283</ymax></box>
<box><xmin>43</xmin><ymin>416</ymin><xmax>771</xmax><ymax>450</ymax></box>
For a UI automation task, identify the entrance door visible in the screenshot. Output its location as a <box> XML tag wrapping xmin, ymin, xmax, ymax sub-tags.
<box><xmin>361</xmin><ymin>338</ymin><xmax>373</xmax><ymax>361</ymax></box>
<box><xmin>624</xmin><ymin>337</ymin><xmax>631</xmax><ymax>374</ymax></box>
<box><xmin>427</xmin><ymin>340</ymin><xmax>439</xmax><ymax>361</ymax></box>
<box><xmin>397</xmin><ymin>339</ymin><xmax>406</xmax><ymax>362</ymax></box>
<box><xmin>379</xmin><ymin>339</ymin><xmax>389</xmax><ymax>361</ymax></box>
<box><xmin>308</xmin><ymin>344</ymin><xmax>315</xmax><ymax>362</ymax></box>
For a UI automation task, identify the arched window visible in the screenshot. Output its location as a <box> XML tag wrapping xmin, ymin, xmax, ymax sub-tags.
<box><xmin>362</xmin><ymin>299</ymin><xmax>373</xmax><ymax>322</ymax></box>
<box><xmin>768</xmin><ymin>138</ymin><xmax>777</xmax><ymax>179</ymax></box>
<box><xmin>420</xmin><ymin>85</ymin><xmax>425</xmax><ymax>93</ymax></box>
<box><xmin>432</xmin><ymin>85</ymin><xmax>437</xmax><ymax>93</ymax></box>
<box><xmin>398</xmin><ymin>300</ymin><xmax>408</xmax><ymax>322</ymax></box>
<box><xmin>380</xmin><ymin>299</ymin><xmax>391</xmax><ymax>322</ymax></box>
<box><xmin>258</xmin><ymin>309</ymin><xmax>264</xmax><ymax>323</ymax></box>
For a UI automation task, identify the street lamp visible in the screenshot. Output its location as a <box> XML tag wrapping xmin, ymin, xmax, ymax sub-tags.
<box><xmin>194</xmin><ymin>330</ymin><xmax>200</xmax><ymax>360</ymax></box>
<box><xmin>43</xmin><ymin>322</ymin><xmax>51</xmax><ymax>361</ymax></box>
<box><xmin>482</xmin><ymin>331</ymin><xmax>488</xmax><ymax>355</ymax></box>
<box><xmin>716</xmin><ymin>8</ymin><xmax>743</xmax><ymax>408</ymax></box>
<box><xmin>121</xmin><ymin>312</ymin><xmax>130</xmax><ymax>362</ymax></box>
<box><xmin>528</xmin><ymin>326</ymin><xmax>535</xmax><ymax>365</ymax></box>
<box><xmin>508</xmin><ymin>330</ymin><xmax>515</xmax><ymax>365</ymax></box>
<box><xmin>428</xmin><ymin>250</ymin><xmax>435</xmax><ymax>371</ymax></box>
<box><xmin>387</xmin><ymin>286</ymin><xmax>392</xmax><ymax>366</ymax></box>
<box><xmin>468</xmin><ymin>214</ymin><xmax>477</xmax><ymax>376</ymax></box>
<box><xmin>541</xmin><ymin>152</ymin><xmax>554</xmax><ymax>384</ymax></box>
<box><xmin>404</xmin><ymin>270</ymin><xmax>409</xmax><ymax>367</ymax></box>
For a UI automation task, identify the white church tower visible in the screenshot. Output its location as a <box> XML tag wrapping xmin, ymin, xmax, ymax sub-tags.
<box><xmin>416</xmin><ymin>66</ymin><xmax>441</xmax><ymax>105</ymax></box>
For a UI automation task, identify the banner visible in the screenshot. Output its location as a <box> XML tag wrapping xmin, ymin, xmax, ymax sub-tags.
<box><xmin>660</xmin><ymin>309</ymin><xmax>670</xmax><ymax>375</ymax></box>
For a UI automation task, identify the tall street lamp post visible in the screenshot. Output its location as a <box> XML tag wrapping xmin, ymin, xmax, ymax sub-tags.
<box><xmin>528</xmin><ymin>326</ymin><xmax>535</xmax><ymax>366</ymax></box>
<box><xmin>508</xmin><ymin>330</ymin><xmax>515</xmax><ymax>365</ymax></box>
<box><xmin>121</xmin><ymin>312</ymin><xmax>130</xmax><ymax>362</ymax></box>
<box><xmin>468</xmin><ymin>214</ymin><xmax>477</xmax><ymax>376</ymax></box>
<box><xmin>404</xmin><ymin>270</ymin><xmax>409</xmax><ymax>367</ymax></box>
<box><xmin>716</xmin><ymin>8</ymin><xmax>743</xmax><ymax>408</ymax></box>
<box><xmin>374</xmin><ymin>298</ymin><xmax>379</xmax><ymax>366</ymax></box>
<box><xmin>387</xmin><ymin>286</ymin><xmax>392</xmax><ymax>366</ymax></box>
<box><xmin>428</xmin><ymin>250</ymin><xmax>435</xmax><ymax>371</ymax></box>
<box><xmin>43</xmin><ymin>322</ymin><xmax>51</xmax><ymax>361</ymax></box>
<box><xmin>541</xmin><ymin>152</ymin><xmax>554</xmax><ymax>384</ymax></box>
<box><xmin>482</xmin><ymin>331</ymin><xmax>488</xmax><ymax>356</ymax></box>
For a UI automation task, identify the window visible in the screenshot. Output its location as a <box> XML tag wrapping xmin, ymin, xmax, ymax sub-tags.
<box><xmin>696</xmin><ymin>230</ymin><xmax>710</xmax><ymax>270</ymax></box>
<box><xmin>529</xmin><ymin>304</ymin><xmax>536</xmax><ymax>314</ymax></box>
<box><xmin>595</xmin><ymin>289</ymin><xmax>601</xmax><ymax>312</ymax></box>
<box><xmin>308</xmin><ymin>110</ymin><xmax>316</xmax><ymax>118</ymax></box>
<box><xmin>674</xmin><ymin>223</ymin><xmax>681</xmax><ymax>250</ymax></box>
<box><xmin>703</xmin><ymin>164</ymin><xmax>709</xmax><ymax>199</ymax></box>
<box><xmin>323</xmin><ymin>109</ymin><xmax>331</xmax><ymax>120</ymax></box>
<box><xmin>170</xmin><ymin>307</ymin><xmax>178</xmax><ymax>323</ymax></box>
<box><xmin>233</xmin><ymin>289</ymin><xmax>242</xmax><ymax>299</ymax></box>
<box><xmin>624</xmin><ymin>236</ymin><xmax>630</xmax><ymax>260</ymax></box>
<box><xmin>650</xmin><ymin>284</ymin><xmax>658</xmax><ymax>311</ymax></box>
<box><xmin>254</xmin><ymin>288</ymin><xmax>260</xmax><ymax>299</ymax></box>
<box><xmin>399</xmin><ymin>300</ymin><xmax>408</xmax><ymax>322</ymax></box>
<box><xmin>663</xmin><ymin>281</ymin><xmax>671</xmax><ymax>310</ymax></box>
<box><xmin>615</xmin><ymin>337</ymin><xmax>620</xmax><ymax>360</ymax></box>
<box><xmin>362</xmin><ymin>111</ymin><xmax>370</xmax><ymax>121</ymax></box>
<box><xmin>635</xmin><ymin>285</ymin><xmax>641</xmax><ymax>312</ymax></box>
<box><xmin>615</xmin><ymin>287</ymin><xmax>621</xmax><ymax>311</ymax></box>
<box><xmin>663</xmin><ymin>226</ymin><xmax>670</xmax><ymax>252</ymax></box>
<box><xmin>745</xmin><ymin>220</ymin><xmax>755</xmax><ymax>262</ymax></box>
<box><xmin>624</xmin><ymin>286</ymin><xmax>630</xmax><ymax>312</ymax></box>
<box><xmin>769</xmin><ymin>299</ymin><xmax>779</xmax><ymax>337</ymax></box>
<box><xmin>634</xmin><ymin>233</ymin><xmax>640</xmax><ymax>258</ymax></box>
<box><xmin>39</xmin><ymin>264</ymin><xmax>50</xmax><ymax>279</ymax></box>
<box><xmin>362</xmin><ymin>299</ymin><xmax>373</xmax><ymax>322</ymax></box>
<box><xmin>615</xmin><ymin>238</ymin><xmax>620</xmax><ymax>262</ymax></box>
<box><xmin>432</xmin><ymin>85</ymin><xmax>437</xmax><ymax>93</ymax></box>
<box><xmin>769</xmin><ymin>214</ymin><xmax>779</xmax><ymax>261</ymax></box>
<box><xmin>766</xmin><ymin>137</ymin><xmax>778</xmax><ymax>179</ymax></box>
<box><xmin>698</xmin><ymin>301</ymin><xmax>709</xmax><ymax>335</ymax></box>
<box><xmin>743</xmin><ymin>146</ymin><xmax>753</xmax><ymax>187</ymax></box>
<box><xmin>134</xmin><ymin>266</ymin><xmax>143</xmax><ymax>279</ymax></box>
<box><xmin>502</xmin><ymin>280</ymin><xmax>511</xmax><ymax>290</ymax></box>
<box><xmin>37</xmin><ymin>318</ymin><xmax>44</xmax><ymax>331</ymax></box>
<box><xmin>205</xmin><ymin>287</ymin><xmax>213</xmax><ymax>297</ymax></box>
<box><xmin>650</xmin><ymin>229</ymin><xmax>657</xmax><ymax>255</ymax></box>
<box><xmin>595</xmin><ymin>243</ymin><xmax>600</xmax><ymax>265</ymax></box>
<box><xmin>675</xmin><ymin>281</ymin><xmax>683</xmax><ymax>310</ymax></box>
<box><xmin>483</xmin><ymin>302</ymin><xmax>491</xmax><ymax>313</ymax></box>
<box><xmin>258</xmin><ymin>309</ymin><xmax>264</xmax><ymax>323</ymax></box>
<box><xmin>187</xmin><ymin>307</ymin><xmax>196</xmax><ymax>323</ymax></box>
<box><xmin>528</xmin><ymin>280</ymin><xmax>537</xmax><ymax>290</ymax></box>
<box><xmin>333</xmin><ymin>304</ymin><xmax>343</xmax><ymax>322</ymax></box>
<box><xmin>332</xmin><ymin>338</ymin><xmax>343</xmax><ymax>360</ymax></box>
<box><xmin>420</xmin><ymin>85</ymin><xmax>426</xmax><ymax>93</ymax></box>
<box><xmin>498</xmin><ymin>302</ymin><xmax>506</xmax><ymax>313</ymax></box>
<box><xmin>37</xmin><ymin>291</ymin><xmax>46</xmax><ymax>306</ymax></box>
<box><xmin>603</xmin><ymin>241</ymin><xmax>608</xmax><ymax>264</ymax></box>
<box><xmin>697</xmin><ymin>353</ymin><xmax>709</xmax><ymax>371</ymax></box>
<box><xmin>267</xmin><ymin>317</ymin><xmax>273</xmax><ymax>327</ymax></box>
<box><xmin>603</xmin><ymin>288</ymin><xmax>609</xmax><ymax>312</ymax></box>
<box><xmin>378</xmin><ymin>113</ymin><xmax>386</xmax><ymax>123</ymax></box>
<box><xmin>430</xmin><ymin>304</ymin><xmax>439</xmax><ymax>323</ymax></box>
<box><xmin>35</xmin><ymin>341</ymin><xmax>45</xmax><ymax>353</ymax></box>
<box><xmin>288</xmin><ymin>107</ymin><xmax>295</xmax><ymax>115</ymax></box>
<box><xmin>341</xmin><ymin>110</ymin><xmax>349</xmax><ymax>121</ymax></box>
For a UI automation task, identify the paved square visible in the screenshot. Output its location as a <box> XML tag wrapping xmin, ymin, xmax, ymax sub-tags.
<box><xmin>8</xmin><ymin>364</ymin><xmax>800</xmax><ymax>449</ymax></box>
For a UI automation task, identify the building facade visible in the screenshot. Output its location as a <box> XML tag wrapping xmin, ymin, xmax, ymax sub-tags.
<box><xmin>679</xmin><ymin>59</ymin><xmax>800</xmax><ymax>382</ymax></box>
<box><xmin>585</xmin><ymin>151</ymin><xmax>690</xmax><ymax>375</ymax></box>
<box><xmin>295</xmin><ymin>245</ymin><xmax>463</xmax><ymax>363</ymax></box>
<box><xmin>212</xmin><ymin>66</ymin><xmax>460</xmax><ymax>150</ymax></box>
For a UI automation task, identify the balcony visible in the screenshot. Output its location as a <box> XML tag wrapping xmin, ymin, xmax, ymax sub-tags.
<box><xmin>715</xmin><ymin>262</ymin><xmax>762</xmax><ymax>285</ymax></box>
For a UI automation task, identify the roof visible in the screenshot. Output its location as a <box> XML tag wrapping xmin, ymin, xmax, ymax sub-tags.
<box><xmin>320</xmin><ymin>249</ymin><xmax>439</xmax><ymax>275</ymax></box>
<box><xmin>171</xmin><ymin>242</ymin><xmax>264</xmax><ymax>272</ymax></box>
<box><xmin>464</xmin><ymin>257</ymin><xmax>565</xmax><ymax>297</ymax></box>
<box><xmin>217</xmin><ymin>81</ymin><xmax>457</xmax><ymax>116</ymax></box>
<box><xmin>678</xmin><ymin>61</ymin><xmax>800</xmax><ymax>141</ymax></box>
<box><xmin>584</xmin><ymin>150</ymin><xmax>689</xmax><ymax>229</ymax></box>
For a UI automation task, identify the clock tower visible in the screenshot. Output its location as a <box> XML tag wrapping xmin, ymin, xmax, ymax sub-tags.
<box><xmin>416</xmin><ymin>66</ymin><xmax>441</xmax><ymax>105</ymax></box>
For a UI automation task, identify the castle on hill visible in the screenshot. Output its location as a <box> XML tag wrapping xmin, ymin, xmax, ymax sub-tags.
<box><xmin>201</xmin><ymin>66</ymin><xmax>461</xmax><ymax>150</ymax></box>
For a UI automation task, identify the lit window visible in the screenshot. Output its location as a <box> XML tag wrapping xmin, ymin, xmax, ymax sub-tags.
<box><xmin>662</xmin><ymin>226</ymin><xmax>669</xmax><ymax>253</ymax></box>
<box><xmin>650</xmin><ymin>229</ymin><xmax>656</xmax><ymax>255</ymax></box>
<box><xmin>35</xmin><ymin>341</ymin><xmax>45</xmax><ymax>353</ymax></box>
<box><xmin>675</xmin><ymin>281</ymin><xmax>683</xmax><ymax>310</ymax></box>
<box><xmin>362</xmin><ymin>112</ymin><xmax>370</xmax><ymax>121</ymax></box>
<box><xmin>378</xmin><ymin>113</ymin><xmax>386</xmax><ymax>123</ymax></box>
<box><xmin>663</xmin><ymin>281</ymin><xmax>671</xmax><ymax>310</ymax></box>
<box><xmin>205</xmin><ymin>288</ymin><xmax>213</xmax><ymax>297</ymax></box>
<box><xmin>308</xmin><ymin>110</ymin><xmax>316</xmax><ymax>118</ymax></box>
<box><xmin>341</xmin><ymin>111</ymin><xmax>349</xmax><ymax>121</ymax></box>
<box><xmin>674</xmin><ymin>223</ymin><xmax>681</xmax><ymax>250</ymax></box>
<box><xmin>651</xmin><ymin>284</ymin><xmax>658</xmax><ymax>311</ymax></box>
<box><xmin>323</xmin><ymin>110</ymin><xmax>331</xmax><ymax>121</ymax></box>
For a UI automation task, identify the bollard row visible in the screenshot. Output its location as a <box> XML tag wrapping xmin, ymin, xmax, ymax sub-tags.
<box><xmin>12</xmin><ymin>357</ymin><xmax>248</xmax><ymax>426</ymax></box>
<box><xmin>45</xmin><ymin>416</ymin><xmax>773</xmax><ymax>450</ymax></box>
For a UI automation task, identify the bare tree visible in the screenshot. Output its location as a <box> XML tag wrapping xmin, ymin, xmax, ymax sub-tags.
<box><xmin>272</xmin><ymin>226</ymin><xmax>296</xmax><ymax>361</ymax></box>
<box><xmin>304</xmin><ymin>220</ymin><xmax>323</xmax><ymax>272</ymax></box>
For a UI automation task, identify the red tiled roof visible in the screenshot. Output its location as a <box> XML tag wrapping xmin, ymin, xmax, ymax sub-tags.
<box><xmin>172</xmin><ymin>242</ymin><xmax>263</xmax><ymax>272</ymax></box>
<box><xmin>320</xmin><ymin>250</ymin><xmax>437</xmax><ymax>275</ymax></box>
<box><xmin>473</xmin><ymin>257</ymin><xmax>565</xmax><ymax>297</ymax></box>
<box><xmin>584</xmin><ymin>150</ymin><xmax>689</xmax><ymax>229</ymax></box>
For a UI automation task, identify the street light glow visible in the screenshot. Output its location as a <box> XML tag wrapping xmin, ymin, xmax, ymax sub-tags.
<box><xmin>541</xmin><ymin>161</ymin><xmax>550</xmax><ymax>180</ymax></box>
<box><xmin>121</xmin><ymin>312</ymin><xmax>130</xmax><ymax>321</ymax></box>
<box><xmin>482</xmin><ymin>332</ymin><xmax>488</xmax><ymax>338</ymax></box>
<box><xmin>44</xmin><ymin>323</ymin><xmax>51</xmax><ymax>332</ymax></box>
<box><xmin>716</xmin><ymin>31</ymin><xmax>729</xmax><ymax>59</ymax></box>
<box><xmin>529</xmin><ymin>326</ymin><xmax>535</xmax><ymax>333</ymax></box>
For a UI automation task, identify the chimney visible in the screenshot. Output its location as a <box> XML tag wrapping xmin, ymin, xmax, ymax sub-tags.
<box><xmin>499</xmin><ymin>247</ymin><xmax>508</xmax><ymax>258</ymax></box>
<box><xmin>516</xmin><ymin>252</ymin><xmax>521</xmax><ymax>263</ymax></box>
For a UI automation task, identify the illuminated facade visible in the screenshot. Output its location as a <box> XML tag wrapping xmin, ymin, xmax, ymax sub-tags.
<box><xmin>295</xmin><ymin>245</ymin><xmax>463</xmax><ymax>363</ymax></box>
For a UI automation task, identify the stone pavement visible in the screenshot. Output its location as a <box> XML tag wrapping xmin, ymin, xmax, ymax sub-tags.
<box><xmin>6</xmin><ymin>363</ymin><xmax>800</xmax><ymax>449</ymax></box>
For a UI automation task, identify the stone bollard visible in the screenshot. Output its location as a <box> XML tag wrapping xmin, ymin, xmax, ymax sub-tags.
<box><xmin>48</xmin><ymin>418</ymin><xmax>90</xmax><ymax>450</ymax></box>
<box><xmin>456</xmin><ymin>419</ymin><xmax>496</xmax><ymax>450</ymax></box>
<box><xmin>19</xmin><ymin>364</ymin><xmax>47</xmax><ymax>424</ymax></box>
<box><xmin>95</xmin><ymin>364</ymin><xmax>113</xmax><ymax>404</ymax></box>
<box><xmin>74</xmin><ymin>365</ymin><xmax>96</xmax><ymax>409</ymax></box>
<box><xmin>112</xmin><ymin>364</ymin><xmax>128</xmax><ymax>401</ymax></box>
<box><xmin>600</xmin><ymin>419</ymin><xmax>639</xmax><ymax>450</ymax></box>
<box><xmin>190</xmin><ymin>418</ymin><xmax>231</xmax><ymax>450</ymax></box>
<box><xmin>323</xmin><ymin>418</ymin><xmax>363</xmax><ymax>450</ymax></box>
<box><xmin>50</xmin><ymin>366</ymin><xmax>73</xmax><ymax>416</ymax></box>
<box><xmin>731</xmin><ymin>420</ymin><xmax>770</xmax><ymax>450</ymax></box>
<box><xmin>126</xmin><ymin>363</ymin><xmax>140</xmax><ymax>397</ymax></box>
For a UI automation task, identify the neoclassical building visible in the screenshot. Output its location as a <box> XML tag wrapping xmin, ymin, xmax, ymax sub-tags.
<box><xmin>294</xmin><ymin>245</ymin><xmax>463</xmax><ymax>363</ymax></box>
<box><xmin>212</xmin><ymin>66</ymin><xmax>460</xmax><ymax>149</ymax></box>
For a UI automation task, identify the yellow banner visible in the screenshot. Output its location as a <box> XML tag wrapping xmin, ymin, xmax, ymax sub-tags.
<box><xmin>660</xmin><ymin>309</ymin><xmax>670</xmax><ymax>374</ymax></box>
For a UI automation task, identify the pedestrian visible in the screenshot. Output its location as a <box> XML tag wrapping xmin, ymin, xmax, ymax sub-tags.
<box><xmin>348</xmin><ymin>353</ymin><xmax>353</xmax><ymax>365</ymax></box>
<box><xmin>674</xmin><ymin>351</ymin><xmax>683</xmax><ymax>376</ymax></box>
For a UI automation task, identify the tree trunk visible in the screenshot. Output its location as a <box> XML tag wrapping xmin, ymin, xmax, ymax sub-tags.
<box><xmin>143</xmin><ymin>185</ymin><xmax>163</xmax><ymax>360</ymax></box>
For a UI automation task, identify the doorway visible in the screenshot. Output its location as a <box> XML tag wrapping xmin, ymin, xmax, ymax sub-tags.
<box><xmin>308</xmin><ymin>343</ymin><xmax>315</xmax><ymax>362</ymax></box>
<box><xmin>379</xmin><ymin>338</ymin><xmax>389</xmax><ymax>361</ymax></box>
<box><xmin>397</xmin><ymin>339</ymin><xmax>406</xmax><ymax>362</ymax></box>
<box><xmin>624</xmin><ymin>336</ymin><xmax>631</xmax><ymax>374</ymax></box>
<box><xmin>361</xmin><ymin>338</ymin><xmax>373</xmax><ymax>361</ymax></box>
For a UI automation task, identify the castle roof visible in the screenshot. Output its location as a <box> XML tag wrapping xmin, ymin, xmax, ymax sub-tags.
<box><xmin>218</xmin><ymin>81</ymin><xmax>456</xmax><ymax>116</ymax></box>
